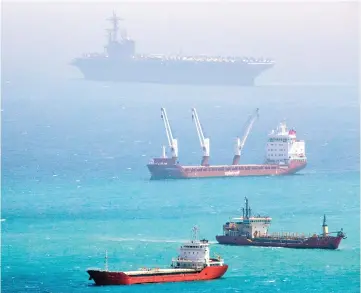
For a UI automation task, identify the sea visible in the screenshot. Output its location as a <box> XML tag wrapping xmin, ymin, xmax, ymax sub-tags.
<box><xmin>1</xmin><ymin>78</ymin><xmax>360</xmax><ymax>293</ymax></box>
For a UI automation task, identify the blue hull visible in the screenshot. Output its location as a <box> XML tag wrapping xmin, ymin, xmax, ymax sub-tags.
<box><xmin>71</xmin><ymin>58</ymin><xmax>274</xmax><ymax>86</ymax></box>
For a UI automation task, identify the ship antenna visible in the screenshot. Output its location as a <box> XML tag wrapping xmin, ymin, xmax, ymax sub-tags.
<box><xmin>323</xmin><ymin>214</ymin><xmax>327</xmax><ymax>226</ymax></box>
<box><xmin>245</xmin><ymin>197</ymin><xmax>249</xmax><ymax>218</ymax></box>
<box><xmin>104</xmin><ymin>250</ymin><xmax>109</xmax><ymax>272</ymax></box>
<box><xmin>107</xmin><ymin>11</ymin><xmax>123</xmax><ymax>42</ymax></box>
<box><xmin>191</xmin><ymin>226</ymin><xmax>199</xmax><ymax>241</ymax></box>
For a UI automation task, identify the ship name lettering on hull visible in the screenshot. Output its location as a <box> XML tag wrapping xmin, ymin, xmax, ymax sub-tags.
<box><xmin>224</xmin><ymin>171</ymin><xmax>240</xmax><ymax>176</ymax></box>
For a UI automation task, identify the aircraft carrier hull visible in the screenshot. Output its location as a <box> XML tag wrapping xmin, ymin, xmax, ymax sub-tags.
<box><xmin>72</xmin><ymin>58</ymin><xmax>273</xmax><ymax>86</ymax></box>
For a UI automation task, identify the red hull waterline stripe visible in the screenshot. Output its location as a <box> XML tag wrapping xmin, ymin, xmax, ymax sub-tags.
<box><xmin>215</xmin><ymin>236</ymin><xmax>343</xmax><ymax>250</ymax></box>
<box><xmin>147</xmin><ymin>161</ymin><xmax>307</xmax><ymax>179</ymax></box>
<box><xmin>88</xmin><ymin>265</ymin><xmax>228</xmax><ymax>285</ymax></box>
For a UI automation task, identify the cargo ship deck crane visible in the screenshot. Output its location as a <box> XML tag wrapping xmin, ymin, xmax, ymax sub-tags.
<box><xmin>232</xmin><ymin>108</ymin><xmax>259</xmax><ymax>165</ymax></box>
<box><xmin>161</xmin><ymin>108</ymin><xmax>178</xmax><ymax>161</ymax></box>
<box><xmin>191</xmin><ymin>108</ymin><xmax>210</xmax><ymax>166</ymax></box>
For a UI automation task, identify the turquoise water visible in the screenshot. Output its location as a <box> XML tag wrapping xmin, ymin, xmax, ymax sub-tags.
<box><xmin>2</xmin><ymin>79</ymin><xmax>360</xmax><ymax>292</ymax></box>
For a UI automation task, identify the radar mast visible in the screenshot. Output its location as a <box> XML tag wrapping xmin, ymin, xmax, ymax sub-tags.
<box><xmin>106</xmin><ymin>11</ymin><xmax>123</xmax><ymax>42</ymax></box>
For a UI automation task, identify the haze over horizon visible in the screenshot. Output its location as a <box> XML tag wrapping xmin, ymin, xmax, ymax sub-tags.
<box><xmin>2</xmin><ymin>1</ymin><xmax>359</xmax><ymax>84</ymax></box>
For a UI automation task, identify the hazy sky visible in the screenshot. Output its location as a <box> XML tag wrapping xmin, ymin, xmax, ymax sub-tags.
<box><xmin>2</xmin><ymin>1</ymin><xmax>359</xmax><ymax>83</ymax></box>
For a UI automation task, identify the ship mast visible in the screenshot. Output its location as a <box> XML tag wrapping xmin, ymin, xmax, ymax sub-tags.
<box><xmin>232</xmin><ymin>108</ymin><xmax>259</xmax><ymax>165</ymax></box>
<box><xmin>322</xmin><ymin>214</ymin><xmax>329</xmax><ymax>236</ymax></box>
<box><xmin>244</xmin><ymin>197</ymin><xmax>251</xmax><ymax>219</ymax></box>
<box><xmin>161</xmin><ymin>145</ymin><xmax>167</xmax><ymax>158</ymax></box>
<box><xmin>191</xmin><ymin>226</ymin><xmax>200</xmax><ymax>241</ymax></box>
<box><xmin>191</xmin><ymin>108</ymin><xmax>210</xmax><ymax>166</ymax></box>
<box><xmin>160</xmin><ymin>108</ymin><xmax>178</xmax><ymax>159</ymax></box>
<box><xmin>104</xmin><ymin>250</ymin><xmax>108</xmax><ymax>272</ymax></box>
<box><xmin>106</xmin><ymin>11</ymin><xmax>123</xmax><ymax>42</ymax></box>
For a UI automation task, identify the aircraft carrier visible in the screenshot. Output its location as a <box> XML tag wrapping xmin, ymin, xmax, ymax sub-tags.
<box><xmin>71</xmin><ymin>12</ymin><xmax>275</xmax><ymax>86</ymax></box>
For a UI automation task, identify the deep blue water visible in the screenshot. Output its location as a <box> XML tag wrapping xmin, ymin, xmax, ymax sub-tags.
<box><xmin>1</xmin><ymin>79</ymin><xmax>360</xmax><ymax>292</ymax></box>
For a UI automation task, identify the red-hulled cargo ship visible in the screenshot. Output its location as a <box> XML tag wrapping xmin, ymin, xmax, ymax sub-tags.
<box><xmin>87</xmin><ymin>227</ymin><xmax>228</xmax><ymax>285</ymax></box>
<box><xmin>216</xmin><ymin>197</ymin><xmax>347</xmax><ymax>250</ymax></box>
<box><xmin>147</xmin><ymin>108</ymin><xmax>307</xmax><ymax>180</ymax></box>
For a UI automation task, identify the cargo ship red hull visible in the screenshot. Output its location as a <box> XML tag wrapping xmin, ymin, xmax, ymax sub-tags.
<box><xmin>147</xmin><ymin>158</ymin><xmax>306</xmax><ymax>180</ymax></box>
<box><xmin>87</xmin><ymin>265</ymin><xmax>228</xmax><ymax>285</ymax></box>
<box><xmin>215</xmin><ymin>235</ymin><xmax>343</xmax><ymax>250</ymax></box>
